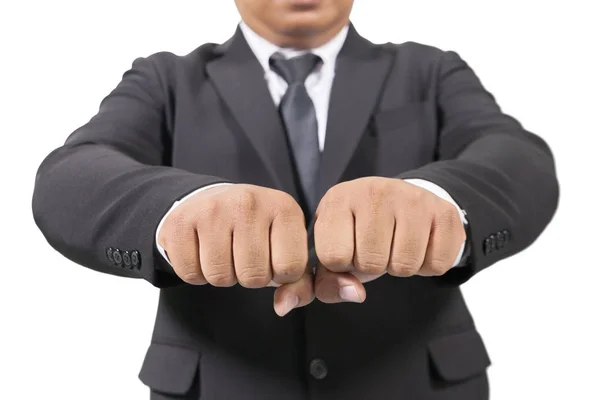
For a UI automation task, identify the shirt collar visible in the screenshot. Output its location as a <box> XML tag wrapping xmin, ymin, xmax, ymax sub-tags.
<box><xmin>239</xmin><ymin>21</ymin><xmax>349</xmax><ymax>74</ymax></box>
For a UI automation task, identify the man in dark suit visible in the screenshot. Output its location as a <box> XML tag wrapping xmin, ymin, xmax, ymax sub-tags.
<box><xmin>32</xmin><ymin>0</ymin><xmax>559</xmax><ymax>398</ymax></box>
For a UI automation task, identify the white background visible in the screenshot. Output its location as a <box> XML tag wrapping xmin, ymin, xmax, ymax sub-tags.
<box><xmin>1</xmin><ymin>1</ymin><xmax>598</xmax><ymax>399</ymax></box>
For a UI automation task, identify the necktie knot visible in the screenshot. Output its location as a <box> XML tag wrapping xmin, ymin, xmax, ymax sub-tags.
<box><xmin>269</xmin><ymin>53</ymin><xmax>322</xmax><ymax>85</ymax></box>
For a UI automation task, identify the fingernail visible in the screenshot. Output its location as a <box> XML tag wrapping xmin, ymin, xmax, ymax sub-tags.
<box><xmin>339</xmin><ymin>286</ymin><xmax>363</xmax><ymax>303</ymax></box>
<box><xmin>276</xmin><ymin>295</ymin><xmax>299</xmax><ymax>317</ymax></box>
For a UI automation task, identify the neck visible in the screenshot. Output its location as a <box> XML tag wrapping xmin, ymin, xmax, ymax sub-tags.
<box><xmin>242</xmin><ymin>19</ymin><xmax>349</xmax><ymax>49</ymax></box>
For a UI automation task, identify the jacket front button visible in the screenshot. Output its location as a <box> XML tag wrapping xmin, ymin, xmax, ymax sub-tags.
<box><xmin>309</xmin><ymin>358</ymin><xmax>328</xmax><ymax>380</ymax></box>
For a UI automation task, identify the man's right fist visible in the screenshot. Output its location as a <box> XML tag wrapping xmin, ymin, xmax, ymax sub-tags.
<box><xmin>157</xmin><ymin>184</ymin><xmax>312</xmax><ymax>316</ymax></box>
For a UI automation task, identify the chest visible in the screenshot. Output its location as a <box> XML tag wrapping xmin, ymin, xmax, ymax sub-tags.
<box><xmin>167</xmin><ymin>64</ymin><xmax>440</xmax><ymax>196</ymax></box>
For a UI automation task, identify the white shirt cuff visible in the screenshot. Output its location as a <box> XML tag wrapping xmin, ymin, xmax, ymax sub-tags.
<box><xmin>404</xmin><ymin>179</ymin><xmax>468</xmax><ymax>267</ymax></box>
<box><xmin>155</xmin><ymin>183</ymin><xmax>234</xmax><ymax>266</ymax></box>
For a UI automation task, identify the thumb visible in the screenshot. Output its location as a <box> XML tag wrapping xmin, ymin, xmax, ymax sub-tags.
<box><xmin>315</xmin><ymin>263</ymin><xmax>366</xmax><ymax>304</ymax></box>
<box><xmin>272</xmin><ymin>265</ymin><xmax>314</xmax><ymax>317</ymax></box>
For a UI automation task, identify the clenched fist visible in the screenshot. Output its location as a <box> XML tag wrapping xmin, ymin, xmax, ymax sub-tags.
<box><xmin>314</xmin><ymin>177</ymin><xmax>466</xmax><ymax>304</ymax></box>
<box><xmin>157</xmin><ymin>184</ymin><xmax>313</xmax><ymax>316</ymax></box>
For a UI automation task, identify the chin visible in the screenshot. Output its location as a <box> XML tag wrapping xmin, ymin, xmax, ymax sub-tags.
<box><xmin>280</xmin><ymin>23</ymin><xmax>321</xmax><ymax>37</ymax></box>
<box><xmin>277</xmin><ymin>15</ymin><xmax>328</xmax><ymax>36</ymax></box>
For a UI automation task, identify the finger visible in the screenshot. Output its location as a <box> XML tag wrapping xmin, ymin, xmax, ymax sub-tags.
<box><xmin>198</xmin><ymin>226</ymin><xmax>236</xmax><ymax>287</ymax></box>
<box><xmin>233</xmin><ymin>211</ymin><xmax>272</xmax><ymax>288</ymax></box>
<box><xmin>388</xmin><ymin>210</ymin><xmax>430</xmax><ymax>277</ymax></box>
<box><xmin>419</xmin><ymin>202</ymin><xmax>465</xmax><ymax>276</ymax></box>
<box><xmin>314</xmin><ymin>263</ymin><xmax>366</xmax><ymax>304</ymax></box>
<box><xmin>314</xmin><ymin>201</ymin><xmax>355</xmax><ymax>273</ymax></box>
<box><xmin>273</xmin><ymin>265</ymin><xmax>314</xmax><ymax>317</ymax></box>
<box><xmin>230</xmin><ymin>190</ymin><xmax>272</xmax><ymax>287</ymax></box>
<box><xmin>165</xmin><ymin>217</ymin><xmax>207</xmax><ymax>285</ymax></box>
<box><xmin>353</xmin><ymin>205</ymin><xmax>394</xmax><ymax>276</ymax></box>
<box><xmin>270</xmin><ymin>206</ymin><xmax>308</xmax><ymax>285</ymax></box>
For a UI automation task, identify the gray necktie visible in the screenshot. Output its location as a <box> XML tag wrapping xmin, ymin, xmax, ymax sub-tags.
<box><xmin>269</xmin><ymin>52</ymin><xmax>322</xmax><ymax>216</ymax></box>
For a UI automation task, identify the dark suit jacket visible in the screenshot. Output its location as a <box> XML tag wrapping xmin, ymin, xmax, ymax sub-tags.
<box><xmin>32</xmin><ymin>25</ymin><xmax>559</xmax><ymax>400</ymax></box>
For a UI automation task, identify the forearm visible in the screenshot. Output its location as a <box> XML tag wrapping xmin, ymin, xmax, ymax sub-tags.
<box><xmin>392</xmin><ymin>49</ymin><xmax>559</xmax><ymax>284</ymax></box>
<box><xmin>32</xmin><ymin>143</ymin><xmax>227</xmax><ymax>287</ymax></box>
<box><xmin>399</xmin><ymin>131</ymin><xmax>558</xmax><ymax>279</ymax></box>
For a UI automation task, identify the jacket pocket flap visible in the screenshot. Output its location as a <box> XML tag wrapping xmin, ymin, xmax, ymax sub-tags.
<box><xmin>139</xmin><ymin>342</ymin><xmax>200</xmax><ymax>395</ymax></box>
<box><xmin>428</xmin><ymin>329</ymin><xmax>491</xmax><ymax>382</ymax></box>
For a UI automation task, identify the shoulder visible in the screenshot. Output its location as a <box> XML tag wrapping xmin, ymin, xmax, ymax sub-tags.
<box><xmin>388</xmin><ymin>41</ymin><xmax>444</xmax><ymax>56</ymax></box>
<box><xmin>384</xmin><ymin>41</ymin><xmax>449</xmax><ymax>68</ymax></box>
<box><xmin>124</xmin><ymin>42</ymin><xmax>222</xmax><ymax>95</ymax></box>
<box><xmin>386</xmin><ymin>41</ymin><xmax>468</xmax><ymax>71</ymax></box>
<box><xmin>378</xmin><ymin>41</ymin><xmax>466</xmax><ymax>89</ymax></box>
<box><xmin>138</xmin><ymin>42</ymin><xmax>221</xmax><ymax>76</ymax></box>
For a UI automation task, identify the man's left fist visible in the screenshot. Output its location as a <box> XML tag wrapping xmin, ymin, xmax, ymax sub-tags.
<box><xmin>314</xmin><ymin>177</ymin><xmax>466</xmax><ymax>304</ymax></box>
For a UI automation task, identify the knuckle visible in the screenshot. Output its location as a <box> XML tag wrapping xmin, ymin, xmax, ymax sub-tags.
<box><xmin>449</xmin><ymin>212</ymin><xmax>467</xmax><ymax>238</ymax></box>
<box><xmin>203</xmin><ymin>268</ymin><xmax>236</xmax><ymax>287</ymax></box>
<box><xmin>275</xmin><ymin>196</ymin><xmax>305</xmax><ymax>221</ymax></box>
<box><xmin>354</xmin><ymin>252</ymin><xmax>388</xmax><ymax>274</ymax></box>
<box><xmin>318</xmin><ymin>247</ymin><xmax>353</xmax><ymax>268</ymax></box>
<box><xmin>277</xmin><ymin>191</ymin><xmax>300</xmax><ymax>210</ymax></box>
<box><xmin>168</xmin><ymin>209</ymin><xmax>189</xmax><ymax>231</ymax></box>
<box><xmin>388</xmin><ymin>257</ymin><xmax>421</xmax><ymax>277</ymax></box>
<box><xmin>427</xmin><ymin>259</ymin><xmax>451</xmax><ymax>276</ymax></box>
<box><xmin>196</xmin><ymin>199</ymin><xmax>222</xmax><ymax>223</ymax></box>
<box><xmin>367</xmin><ymin>179</ymin><xmax>390</xmax><ymax>200</ymax></box>
<box><xmin>237</xmin><ymin>267</ymin><xmax>271</xmax><ymax>288</ymax></box>
<box><xmin>438</xmin><ymin>202</ymin><xmax>460</xmax><ymax>227</ymax></box>
<box><xmin>405</xmin><ymin>188</ymin><xmax>427</xmax><ymax>210</ymax></box>
<box><xmin>234</xmin><ymin>189</ymin><xmax>260</xmax><ymax>215</ymax></box>
<box><xmin>179</xmin><ymin>269</ymin><xmax>203</xmax><ymax>284</ymax></box>
<box><xmin>323</xmin><ymin>184</ymin><xmax>342</xmax><ymax>198</ymax></box>
<box><xmin>319</xmin><ymin>196</ymin><xmax>338</xmax><ymax>211</ymax></box>
<box><xmin>320</xmin><ymin>187</ymin><xmax>346</xmax><ymax>210</ymax></box>
<box><xmin>167</xmin><ymin>213</ymin><xmax>193</xmax><ymax>245</ymax></box>
<box><xmin>273</xmin><ymin>257</ymin><xmax>307</xmax><ymax>278</ymax></box>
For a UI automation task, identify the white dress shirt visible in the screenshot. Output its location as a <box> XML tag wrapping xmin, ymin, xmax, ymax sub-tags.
<box><xmin>156</xmin><ymin>22</ymin><xmax>467</xmax><ymax>267</ymax></box>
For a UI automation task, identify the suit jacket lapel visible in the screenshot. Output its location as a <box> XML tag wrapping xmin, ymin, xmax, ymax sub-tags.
<box><xmin>206</xmin><ymin>28</ymin><xmax>299</xmax><ymax>199</ymax></box>
<box><xmin>318</xmin><ymin>25</ymin><xmax>395</xmax><ymax>199</ymax></box>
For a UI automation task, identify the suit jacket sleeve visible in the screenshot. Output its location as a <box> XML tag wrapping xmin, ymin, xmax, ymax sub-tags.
<box><xmin>32</xmin><ymin>54</ymin><xmax>229</xmax><ymax>288</ymax></box>
<box><xmin>398</xmin><ymin>50</ymin><xmax>559</xmax><ymax>285</ymax></box>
